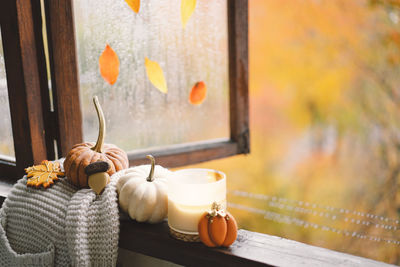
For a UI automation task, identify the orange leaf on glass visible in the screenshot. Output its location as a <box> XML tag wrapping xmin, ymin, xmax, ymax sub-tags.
<box><xmin>125</xmin><ymin>0</ymin><xmax>140</xmax><ymax>13</ymax></box>
<box><xmin>99</xmin><ymin>44</ymin><xmax>120</xmax><ymax>85</ymax></box>
<box><xmin>145</xmin><ymin>57</ymin><xmax>167</xmax><ymax>94</ymax></box>
<box><xmin>181</xmin><ymin>0</ymin><xmax>196</xmax><ymax>28</ymax></box>
<box><xmin>189</xmin><ymin>81</ymin><xmax>207</xmax><ymax>105</ymax></box>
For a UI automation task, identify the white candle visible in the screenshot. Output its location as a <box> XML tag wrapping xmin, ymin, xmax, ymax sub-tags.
<box><xmin>167</xmin><ymin>169</ymin><xmax>226</xmax><ymax>234</ymax></box>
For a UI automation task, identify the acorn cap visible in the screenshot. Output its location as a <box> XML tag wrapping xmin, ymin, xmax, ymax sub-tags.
<box><xmin>85</xmin><ymin>161</ymin><xmax>110</xmax><ymax>175</ymax></box>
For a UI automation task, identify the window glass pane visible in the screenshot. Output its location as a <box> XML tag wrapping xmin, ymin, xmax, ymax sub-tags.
<box><xmin>0</xmin><ymin>29</ymin><xmax>15</xmax><ymax>158</ymax></box>
<box><xmin>189</xmin><ymin>0</ymin><xmax>400</xmax><ymax>264</ymax></box>
<box><xmin>73</xmin><ymin>0</ymin><xmax>229</xmax><ymax>152</ymax></box>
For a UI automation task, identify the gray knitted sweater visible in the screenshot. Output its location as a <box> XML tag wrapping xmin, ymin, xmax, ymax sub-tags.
<box><xmin>0</xmin><ymin>174</ymin><xmax>120</xmax><ymax>266</ymax></box>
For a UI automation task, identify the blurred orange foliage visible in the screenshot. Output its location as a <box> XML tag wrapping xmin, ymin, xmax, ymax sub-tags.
<box><xmin>187</xmin><ymin>0</ymin><xmax>400</xmax><ymax>264</ymax></box>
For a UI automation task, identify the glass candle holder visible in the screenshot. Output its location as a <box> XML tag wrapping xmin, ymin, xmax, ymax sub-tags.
<box><xmin>167</xmin><ymin>168</ymin><xmax>226</xmax><ymax>237</ymax></box>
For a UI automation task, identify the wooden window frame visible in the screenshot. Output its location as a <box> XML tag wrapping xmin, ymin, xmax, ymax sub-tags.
<box><xmin>0</xmin><ymin>0</ymin><xmax>248</xmax><ymax>179</ymax></box>
<box><xmin>0</xmin><ymin>0</ymin><xmax>49</xmax><ymax>179</ymax></box>
<box><xmin>44</xmin><ymin>0</ymin><xmax>249</xmax><ymax>168</ymax></box>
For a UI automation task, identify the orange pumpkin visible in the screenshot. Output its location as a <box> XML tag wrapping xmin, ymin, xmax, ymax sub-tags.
<box><xmin>64</xmin><ymin>96</ymin><xmax>128</xmax><ymax>188</ymax></box>
<box><xmin>198</xmin><ymin>202</ymin><xmax>238</xmax><ymax>247</ymax></box>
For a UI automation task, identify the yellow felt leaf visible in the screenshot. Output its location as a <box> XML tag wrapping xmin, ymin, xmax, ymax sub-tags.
<box><xmin>125</xmin><ymin>0</ymin><xmax>140</xmax><ymax>13</ymax></box>
<box><xmin>145</xmin><ymin>57</ymin><xmax>167</xmax><ymax>94</ymax></box>
<box><xmin>181</xmin><ymin>0</ymin><xmax>196</xmax><ymax>28</ymax></box>
<box><xmin>99</xmin><ymin>44</ymin><xmax>120</xmax><ymax>85</ymax></box>
<box><xmin>25</xmin><ymin>160</ymin><xmax>65</xmax><ymax>188</ymax></box>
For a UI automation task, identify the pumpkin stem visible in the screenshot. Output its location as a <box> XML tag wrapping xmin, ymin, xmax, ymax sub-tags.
<box><xmin>209</xmin><ymin>202</ymin><xmax>225</xmax><ymax>218</ymax></box>
<box><xmin>92</xmin><ymin>96</ymin><xmax>106</xmax><ymax>153</ymax></box>
<box><xmin>146</xmin><ymin>155</ymin><xmax>155</xmax><ymax>182</ymax></box>
<box><xmin>211</xmin><ymin>202</ymin><xmax>221</xmax><ymax>211</ymax></box>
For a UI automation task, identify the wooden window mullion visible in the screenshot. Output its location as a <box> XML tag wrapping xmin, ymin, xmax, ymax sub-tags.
<box><xmin>44</xmin><ymin>0</ymin><xmax>83</xmax><ymax>157</ymax></box>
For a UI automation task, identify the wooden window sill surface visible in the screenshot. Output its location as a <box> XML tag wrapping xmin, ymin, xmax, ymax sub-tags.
<box><xmin>0</xmin><ymin>185</ymin><xmax>394</xmax><ymax>267</ymax></box>
<box><xmin>119</xmin><ymin>216</ymin><xmax>394</xmax><ymax>267</ymax></box>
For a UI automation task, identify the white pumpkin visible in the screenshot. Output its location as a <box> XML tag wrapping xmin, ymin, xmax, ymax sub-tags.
<box><xmin>116</xmin><ymin>155</ymin><xmax>171</xmax><ymax>223</ymax></box>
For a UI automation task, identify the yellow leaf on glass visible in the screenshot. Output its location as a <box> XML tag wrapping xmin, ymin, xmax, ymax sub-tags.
<box><xmin>125</xmin><ymin>0</ymin><xmax>140</xmax><ymax>13</ymax></box>
<box><xmin>181</xmin><ymin>0</ymin><xmax>196</xmax><ymax>28</ymax></box>
<box><xmin>99</xmin><ymin>44</ymin><xmax>120</xmax><ymax>85</ymax></box>
<box><xmin>189</xmin><ymin>81</ymin><xmax>207</xmax><ymax>105</ymax></box>
<box><xmin>25</xmin><ymin>160</ymin><xmax>65</xmax><ymax>188</ymax></box>
<box><xmin>145</xmin><ymin>57</ymin><xmax>167</xmax><ymax>94</ymax></box>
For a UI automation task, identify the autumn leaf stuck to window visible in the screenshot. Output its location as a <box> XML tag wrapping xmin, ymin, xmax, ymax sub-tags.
<box><xmin>189</xmin><ymin>81</ymin><xmax>207</xmax><ymax>105</ymax></box>
<box><xmin>99</xmin><ymin>44</ymin><xmax>120</xmax><ymax>85</ymax></box>
<box><xmin>145</xmin><ymin>57</ymin><xmax>168</xmax><ymax>94</ymax></box>
<box><xmin>181</xmin><ymin>0</ymin><xmax>197</xmax><ymax>28</ymax></box>
<box><xmin>125</xmin><ymin>0</ymin><xmax>140</xmax><ymax>13</ymax></box>
<box><xmin>25</xmin><ymin>160</ymin><xmax>65</xmax><ymax>188</ymax></box>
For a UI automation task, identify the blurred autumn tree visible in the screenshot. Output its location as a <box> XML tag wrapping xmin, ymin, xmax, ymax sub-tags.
<box><xmin>189</xmin><ymin>0</ymin><xmax>400</xmax><ymax>264</ymax></box>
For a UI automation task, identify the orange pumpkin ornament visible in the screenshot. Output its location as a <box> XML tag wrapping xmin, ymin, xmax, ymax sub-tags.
<box><xmin>198</xmin><ymin>202</ymin><xmax>238</xmax><ymax>247</ymax></box>
<box><xmin>64</xmin><ymin>96</ymin><xmax>128</xmax><ymax>188</ymax></box>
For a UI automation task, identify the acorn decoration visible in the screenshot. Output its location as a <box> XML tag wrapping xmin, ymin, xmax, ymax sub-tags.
<box><xmin>63</xmin><ymin>96</ymin><xmax>128</xmax><ymax>188</ymax></box>
<box><xmin>198</xmin><ymin>202</ymin><xmax>238</xmax><ymax>247</ymax></box>
<box><xmin>85</xmin><ymin>161</ymin><xmax>110</xmax><ymax>194</ymax></box>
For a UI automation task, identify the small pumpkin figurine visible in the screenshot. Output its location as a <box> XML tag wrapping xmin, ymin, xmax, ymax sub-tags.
<box><xmin>64</xmin><ymin>96</ymin><xmax>129</xmax><ymax>188</ymax></box>
<box><xmin>198</xmin><ymin>202</ymin><xmax>238</xmax><ymax>247</ymax></box>
<box><xmin>116</xmin><ymin>155</ymin><xmax>170</xmax><ymax>223</ymax></box>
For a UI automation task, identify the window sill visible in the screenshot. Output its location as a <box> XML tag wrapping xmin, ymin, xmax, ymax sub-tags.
<box><xmin>0</xmin><ymin>187</ymin><xmax>393</xmax><ymax>266</ymax></box>
<box><xmin>119</xmin><ymin>216</ymin><xmax>393</xmax><ymax>267</ymax></box>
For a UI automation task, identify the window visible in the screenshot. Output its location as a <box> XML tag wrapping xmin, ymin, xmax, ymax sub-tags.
<box><xmin>44</xmin><ymin>0</ymin><xmax>249</xmax><ymax>168</ymax></box>
<box><xmin>75</xmin><ymin>0</ymin><xmax>230</xmax><ymax>152</ymax></box>
<box><xmin>0</xmin><ymin>0</ymin><xmax>248</xmax><ymax>175</ymax></box>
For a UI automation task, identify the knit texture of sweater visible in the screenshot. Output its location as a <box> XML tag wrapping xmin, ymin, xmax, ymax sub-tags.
<box><xmin>0</xmin><ymin>172</ymin><xmax>120</xmax><ymax>266</ymax></box>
